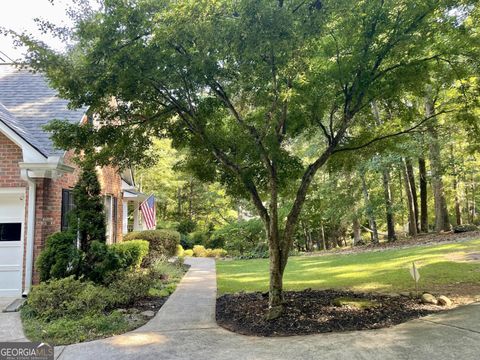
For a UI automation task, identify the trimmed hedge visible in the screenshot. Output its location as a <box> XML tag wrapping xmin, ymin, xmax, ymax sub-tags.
<box><xmin>111</xmin><ymin>240</ymin><xmax>149</xmax><ymax>269</ymax></box>
<box><xmin>124</xmin><ymin>230</ymin><xmax>180</xmax><ymax>263</ymax></box>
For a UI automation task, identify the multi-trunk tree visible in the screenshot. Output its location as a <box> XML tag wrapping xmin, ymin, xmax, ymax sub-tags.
<box><xmin>17</xmin><ymin>0</ymin><xmax>476</xmax><ymax>317</ymax></box>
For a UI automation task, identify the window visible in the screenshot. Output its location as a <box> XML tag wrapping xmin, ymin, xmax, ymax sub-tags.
<box><xmin>61</xmin><ymin>189</ymin><xmax>75</xmax><ymax>231</ymax></box>
<box><xmin>0</xmin><ymin>223</ymin><xmax>21</xmax><ymax>241</ymax></box>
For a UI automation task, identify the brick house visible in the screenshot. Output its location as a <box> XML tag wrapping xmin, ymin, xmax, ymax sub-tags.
<box><xmin>0</xmin><ymin>64</ymin><xmax>148</xmax><ymax>297</ymax></box>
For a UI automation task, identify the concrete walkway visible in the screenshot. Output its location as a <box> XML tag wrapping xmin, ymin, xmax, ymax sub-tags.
<box><xmin>0</xmin><ymin>297</ymin><xmax>27</xmax><ymax>342</ymax></box>
<box><xmin>53</xmin><ymin>257</ymin><xmax>480</xmax><ymax>360</ymax></box>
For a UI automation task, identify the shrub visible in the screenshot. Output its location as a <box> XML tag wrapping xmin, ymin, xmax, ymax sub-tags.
<box><xmin>212</xmin><ymin>219</ymin><xmax>266</xmax><ymax>255</ymax></box>
<box><xmin>210</xmin><ymin>248</ymin><xmax>228</xmax><ymax>258</ymax></box>
<box><xmin>27</xmin><ymin>277</ymin><xmax>112</xmax><ymax>321</ymax></box>
<box><xmin>150</xmin><ymin>259</ymin><xmax>186</xmax><ymax>281</ymax></box>
<box><xmin>190</xmin><ymin>231</ymin><xmax>209</xmax><ymax>246</ymax></box>
<box><xmin>453</xmin><ymin>224</ymin><xmax>478</xmax><ymax>233</ymax></box>
<box><xmin>180</xmin><ymin>233</ymin><xmax>194</xmax><ymax>249</ymax></box>
<box><xmin>184</xmin><ymin>249</ymin><xmax>194</xmax><ymax>256</ymax></box>
<box><xmin>36</xmin><ymin>232</ymin><xmax>81</xmax><ymax>282</ymax></box>
<box><xmin>192</xmin><ymin>245</ymin><xmax>207</xmax><ymax>257</ymax></box>
<box><xmin>124</xmin><ymin>229</ymin><xmax>180</xmax><ymax>263</ymax></box>
<box><xmin>81</xmin><ymin>241</ymin><xmax>123</xmax><ymax>283</ymax></box>
<box><xmin>176</xmin><ymin>218</ymin><xmax>197</xmax><ymax>234</ymax></box>
<box><xmin>108</xmin><ymin>270</ymin><xmax>153</xmax><ymax>306</ymax></box>
<box><xmin>110</xmin><ymin>240</ymin><xmax>149</xmax><ymax>269</ymax></box>
<box><xmin>176</xmin><ymin>244</ymin><xmax>185</xmax><ymax>257</ymax></box>
<box><xmin>206</xmin><ymin>236</ymin><xmax>225</xmax><ymax>249</ymax></box>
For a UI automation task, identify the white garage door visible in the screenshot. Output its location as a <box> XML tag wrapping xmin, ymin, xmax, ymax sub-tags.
<box><xmin>0</xmin><ymin>190</ymin><xmax>25</xmax><ymax>297</ymax></box>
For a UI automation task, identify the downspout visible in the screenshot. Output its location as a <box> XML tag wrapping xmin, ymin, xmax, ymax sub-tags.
<box><xmin>21</xmin><ymin>169</ymin><xmax>36</xmax><ymax>296</ymax></box>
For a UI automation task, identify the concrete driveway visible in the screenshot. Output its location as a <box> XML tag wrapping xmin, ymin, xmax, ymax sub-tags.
<box><xmin>0</xmin><ymin>297</ymin><xmax>27</xmax><ymax>342</ymax></box>
<box><xmin>54</xmin><ymin>258</ymin><xmax>480</xmax><ymax>360</ymax></box>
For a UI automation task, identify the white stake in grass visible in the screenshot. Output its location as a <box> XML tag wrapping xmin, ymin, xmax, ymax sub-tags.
<box><xmin>409</xmin><ymin>261</ymin><xmax>420</xmax><ymax>295</ymax></box>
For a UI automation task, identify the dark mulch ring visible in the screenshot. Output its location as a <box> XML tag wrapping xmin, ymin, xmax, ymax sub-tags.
<box><xmin>216</xmin><ymin>289</ymin><xmax>444</xmax><ymax>337</ymax></box>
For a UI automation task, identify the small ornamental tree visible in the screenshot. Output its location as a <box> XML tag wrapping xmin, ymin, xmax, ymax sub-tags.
<box><xmin>72</xmin><ymin>161</ymin><xmax>106</xmax><ymax>251</ymax></box>
<box><xmin>17</xmin><ymin>0</ymin><xmax>477</xmax><ymax>318</ymax></box>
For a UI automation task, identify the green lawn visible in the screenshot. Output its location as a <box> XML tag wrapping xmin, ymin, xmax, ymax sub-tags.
<box><xmin>217</xmin><ymin>238</ymin><xmax>480</xmax><ymax>296</ymax></box>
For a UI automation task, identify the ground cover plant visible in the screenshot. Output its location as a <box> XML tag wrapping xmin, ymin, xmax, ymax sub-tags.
<box><xmin>21</xmin><ymin>259</ymin><xmax>187</xmax><ymax>345</ymax></box>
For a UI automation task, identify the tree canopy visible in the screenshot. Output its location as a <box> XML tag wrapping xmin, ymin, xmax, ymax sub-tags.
<box><xmin>16</xmin><ymin>0</ymin><xmax>480</xmax><ymax>317</ymax></box>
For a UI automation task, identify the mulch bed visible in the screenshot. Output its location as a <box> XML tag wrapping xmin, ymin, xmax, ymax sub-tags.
<box><xmin>129</xmin><ymin>296</ymin><xmax>169</xmax><ymax>313</ymax></box>
<box><xmin>216</xmin><ymin>289</ymin><xmax>443</xmax><ymax>336</ymax></box>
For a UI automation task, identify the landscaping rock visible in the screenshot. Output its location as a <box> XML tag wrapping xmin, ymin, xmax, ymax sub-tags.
<box><xmin>332</xmin><ymin>297</ymin><xmax>377</xmax><ymax>309</ymax></box>
<box><xmin>421</xmin><ymin>293</ymin><xmax>438</xmax><ymax>305</ymax></box>
<box><xmin>437</xmin><ymin>295</ymin><xmax>452</xmax><ymax>307</ymax></box>
<box><xmin>128</xmin><ymin>308</ymin><xmax>140</xmax><ymax>314</ymax></box>
<box><xmin>141</xmin><ymin>310</ymin><xmax>155</xmax><ymax>318</ymax></box>
<box><xmin>386</xmin><ymin>293</ymin><xmax>400</xmax><ymax>298</ymax></box>
<box><xmin>117</xmin><ymin>309</ymin><xmax>127</xmax><ymax>314</ymax></box>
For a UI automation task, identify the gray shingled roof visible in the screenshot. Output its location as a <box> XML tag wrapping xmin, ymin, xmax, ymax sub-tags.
<box><xmin>0</xmin><ymin>64</ymin><xmax>87</xmax><ymax>157</ymax></box>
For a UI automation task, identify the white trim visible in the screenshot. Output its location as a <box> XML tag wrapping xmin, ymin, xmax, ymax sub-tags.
<box><xmin>0</xmin><ymin>187</ymin><xmax>26</xmax><ymax>195</ymax></box>
<box><xmin>20</xmin><ymin>170</ymin><xmax>36</xmax><ymax>296</ymax></box>
<box><xmin>19</xmin><ymin>159</ymin><xmax>74</xmax><ymax>179</ymax></box>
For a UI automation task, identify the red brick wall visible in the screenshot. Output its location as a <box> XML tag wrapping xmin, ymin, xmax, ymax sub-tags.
<box><xmin>31</xmin><ymin>151</ymin><xmax>79</xmax><ymax>284</ymax></box>
<box><xmin>0</xmin><ymin>132</ymin><xmax>25</xmax><ymax>187</ymax></box>
<box><xmin>1</xmin><ymin>132</ymin><xmax>125</xmax><ymax>287</ymax></box>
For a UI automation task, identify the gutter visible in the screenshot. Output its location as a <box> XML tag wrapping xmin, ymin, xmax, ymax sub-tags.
<box><xmin>20</xmin><ymin>169</ymin><xmax>36</xmax><ymax>296</ymax></box>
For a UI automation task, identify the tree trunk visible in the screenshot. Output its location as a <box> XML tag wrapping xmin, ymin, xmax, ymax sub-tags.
<box><xmin>321</xmin><ymin>224</ymin><xmax>326</xmax><ymax>250</ymax></box>
<box><xmin>402</xmin><ymin>158</ymin><xmax>417</xmax><ymax>237</ymax></box>
<box><xmin>405</xmin><ymin>159</ymin><xmax>420</xmax><ymax>232</ymax></box>
<box><xmin>425</xmin><ymin>97</ymin><xmax>451</xmax><ymax>232</ymax></box>
<box><xmin>418</xmin><ymin>157</ymin><xmax>428</xmax><ymax>232</ymax></box>
<box><xmin>398</xmin><ymin>168</ymin><xmax>406</xmax><ymax>231</ymax></box>
<box><xmin>471</xmin><ymin>172</ymin><xmax>477</xmax><ymax>222</ymax></box>
<box><xmin>450</xmin><ymin>145</ymin><xmax>462</xmax><ymax>226</ymax></box>
<box><xmin>352</xmin><ymin>217</ymin><xmax>361</xmax><ymax>246</ymax></box>
<box><xmin>361</xmin><ymin>172</ymin><xmax>379</xmax><ymax>244</ymax></box>
<box><xmin>177</xmin><ymin>188</ymin><xmax>182</xmax><ymax>216</ymax></box>
<box><xmin>188</xmin><ymin>179</ymin><xmax>194</xmax><ymax>220</ymax></box>
<box><xmin>267</xmin><ymin>233</ymin><xmax>284</xmax><ymax>319</ymax></box>
<box><xmin>382</xmin><ymin>168</ymin><xmax>397</xmax><ymax>241</ymax></box>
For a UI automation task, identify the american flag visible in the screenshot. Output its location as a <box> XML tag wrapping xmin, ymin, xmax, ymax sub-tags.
<box><xmin>140</xmin><ymin>195</ymin><xmax>156</xmax><ymax>230</ymax></box>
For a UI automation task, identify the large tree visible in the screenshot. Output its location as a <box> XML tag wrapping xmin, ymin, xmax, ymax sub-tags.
<box><xmin>17</xmin><ymin>0</ymin><xmax>475</xmax><ymax>317</ymax></box>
